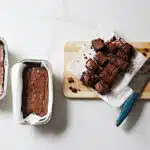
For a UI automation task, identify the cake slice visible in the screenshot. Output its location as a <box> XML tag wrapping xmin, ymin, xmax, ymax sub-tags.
<box><xmin>91</xmin><ymin>38</ymin><xmax>105</xmax><ymax>52</ymax></box>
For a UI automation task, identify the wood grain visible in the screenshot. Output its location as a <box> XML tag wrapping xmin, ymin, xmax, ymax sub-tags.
<box><xmin>63</xmin><ymin>42</ymin><xmax>150</xmax><ymax>99</ymax></box>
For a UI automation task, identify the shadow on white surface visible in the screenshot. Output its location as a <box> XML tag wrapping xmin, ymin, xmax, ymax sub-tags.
<box><xmin>0</xmin><ymin>51</ymin><xmax>20</xmax><ymax>112</ymax></box>
<box><xmin>122</xmin><ymin>100</ymin><xmax>146</xmax><ymax>131</ymax></box>
<box><xmin>34</xmin><ymin>75</ymin><xmax>68</xmax><ymax>134</ymax></box>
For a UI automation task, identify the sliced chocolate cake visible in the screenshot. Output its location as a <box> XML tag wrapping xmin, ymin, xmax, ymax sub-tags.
<box><xmin>80</xmin><ymin>37</ymin><xmax>134</xmax><ymax>95</ymax></box>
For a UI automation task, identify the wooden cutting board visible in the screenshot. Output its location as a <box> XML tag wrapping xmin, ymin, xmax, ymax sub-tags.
<box><xmin>63</xmin><ymin>41</ymin><xmax>150</xmax><ymax>99</ymax></box>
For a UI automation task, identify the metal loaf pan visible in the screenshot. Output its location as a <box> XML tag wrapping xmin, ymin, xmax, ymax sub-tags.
<box><xmin>11</xmin><ymin>59</ymin><xmax>53</xmax><ymax>125</ymax></box>
<box><xmin>0</xmin><ymin>38</ymin><xmax>8</xmax><ymax>100</ymax></box>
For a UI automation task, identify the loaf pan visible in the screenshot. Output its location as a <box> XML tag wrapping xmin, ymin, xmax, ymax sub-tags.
<box><xmin>11</xmin><ymin>59</ymin><xmax>53</xmax><ymax>125</ymax></box>
<box><xmin>0</xmin><ymin>37</ymin><xmax>8</xmax><ymax>100</ymax></box>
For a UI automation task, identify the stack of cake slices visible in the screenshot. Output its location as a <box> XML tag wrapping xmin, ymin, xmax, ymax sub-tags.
<box><xmin>80</xmin><ymin>37</ymin><xmax>134</xmax><ymax>95</ymax></box>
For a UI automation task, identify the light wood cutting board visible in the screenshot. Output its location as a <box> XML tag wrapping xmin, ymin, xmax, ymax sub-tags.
<box><xmin>63</xmin><ymin>41</ymin><xmax>150</xmax><ymax>100</ymax></box>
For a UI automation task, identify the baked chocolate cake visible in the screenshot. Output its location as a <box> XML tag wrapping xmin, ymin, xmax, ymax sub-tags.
<box><xmin>106</xmin><ymin>41</ymin><xmax>118</xmax><ymax>54</ymax></box>
<box><xmin>0</xmin><ymin>41</ymin><xmax>4</xmax><ymax>96</ymax></box>
<box><xmin>80</xmin><ymin>37</ymin><xmax>134</xmax><ymax>95</ymax></box>
<box><xmin>85</xmin><ymin>58</ymin><xmax>102</xmax><ymax>75</ymax></box>
<box><xmin>21</xmin><ymin>63</ymin><xmax>48</xmax><ymax>118</ymax></box>
<box><xmin>94</xmin><ymin>52</ymin><xmax>108</xmax><ymax>66</ymax></box>
<box><xmin>91</xmin><ymin>38</ymin><xmax>105</xmax><ymax>52</ymax></box>
<box><xmin>95</xmin><ymin>80</ymin><xmax>110</xmax><ymax>94</ymax></box>
<box><xmin>80</xmin><ymin>71</ymin><xmax>99</xmax><ymax>87</ymax></box>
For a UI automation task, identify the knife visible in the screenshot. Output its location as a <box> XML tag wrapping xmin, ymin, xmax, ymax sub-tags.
<box><xmin>116</xmin><ymin>59</ymin><xmax>150</xmax><ymax>127</ymax></box>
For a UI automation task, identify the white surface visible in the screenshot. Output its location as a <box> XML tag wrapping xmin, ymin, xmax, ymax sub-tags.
<box><xmin>0</xmin><ymin>0</ymin><xmax>150</xmax><ymax>150</ymax></box>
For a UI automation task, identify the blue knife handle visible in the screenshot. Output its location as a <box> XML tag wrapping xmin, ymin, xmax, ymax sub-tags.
<box><xmin>116</xmin><ymin>93</ymin><xmax>138</xmax><ymax>127</ymax></box>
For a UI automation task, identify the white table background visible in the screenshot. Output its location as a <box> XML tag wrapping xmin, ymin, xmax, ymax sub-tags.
<box><xmin>0</xmin><ymin>0</ymin><xmax>150</xmax><ymax>150</ymax></box>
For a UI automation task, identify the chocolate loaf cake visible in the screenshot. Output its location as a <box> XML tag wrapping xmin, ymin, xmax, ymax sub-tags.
<box><xmin>0</xmin><ymin>41</ymin><xmax>4</xmax><ymax>96</ymax></box>
<box><xmin>21</xmin><ymin>63</ymin><xmax>48</xmax><ymax>118</ymax></box>
<box><xmin>80</xmin><ymin>37</ymin><xmax>134</xmax><ymax>95</ymax></box>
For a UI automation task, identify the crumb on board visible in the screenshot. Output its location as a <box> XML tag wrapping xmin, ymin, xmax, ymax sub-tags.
<box><xmin>142</xmin><ymin>52</ymin><xmax>147</xmax><ymax>57</ymax></box>
<box><xmin>68</xmin><ymin>77</ymin><xmax>74</xmax><ymax>83</ymax></box>
<box><xmin>69</xmin><ymin>86</ymin><xmax>72</xmax><ymax>90</ymax></box>
<box><xmin>72</xmin><ymin>88</ymin><xmax>77</xmax><ymax>93</ymax></box>
<box><xmin>69</xmin><ymin>86</ymin><xmax>78</xmax><ymax>93</ymax></box>
<box><xmin>84</xmin><ymin>56</ymin><xmax>88</xmax><ymax>59</ymax></box>
<box><xmin>144</xmin><ymin>48</ymin><xmax>149</xmax><ymax>52</ymax></box>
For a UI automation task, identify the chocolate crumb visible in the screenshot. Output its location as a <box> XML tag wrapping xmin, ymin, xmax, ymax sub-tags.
<box><xmin>68</xmin><ymin>77</ymin><xmax>74</xmax><ymax>83</ymax></box>
<box><xmin>78</xmin><ymin>89</ymin><xmax>81</xmax><ymax>91</ymax></box>
<box><xmin>84</xmin><ymin>56</ymin><xmax>88</xmax><ymax>59</ymax></box>
<box><xmin>142</xmin><ymin>52</ymin><xmax>147</xmax><ymax>57</ymax></box>
<box><xmin>89</xmin><ymin>53</ymin><xmax>91</xmax><ymax>55</ymax></box>
<box><xmin>91</xmin><ymin>46</ymin><xmax>93</xmax><ymax>49</ymax></box>
<box><xmin>69</xmin><ymin>86</ymin><xmax>77</xmax><ymax>93</ymax></box>
<box><xmin>69</xmin><ymin>86</ymin><xmax>78</xmax><ymax>93</ymax></box>
<box><xmin>72</xmin><ymin>88</ymin><xmax>77</xmax><ymax>93</ymax></box>
<box><xmin>69</xmin><ymin>86</ymin><xmax>73</xmax><ymax>90</ymax></box>
<box><xmin>144</xmin><ymin>48</ymin><xmax>149</xmax><ymax>52</ymax></box>
<box><xmin>83</xmin><ymin>54</ymin><xmax>86</xmax><ymax>56</ymax></box>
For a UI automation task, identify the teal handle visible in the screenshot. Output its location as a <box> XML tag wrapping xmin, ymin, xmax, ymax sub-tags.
<box><xmin>116</xmin><ymin>93</ymin><xmax>138</xmax><ymax>127</ymax></box>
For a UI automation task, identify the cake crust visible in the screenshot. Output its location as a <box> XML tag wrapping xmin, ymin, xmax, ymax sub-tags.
<box><xmin>21</xmin><ymin>63</ymin><xmax>48</xmax><ymax>118</ymax></box>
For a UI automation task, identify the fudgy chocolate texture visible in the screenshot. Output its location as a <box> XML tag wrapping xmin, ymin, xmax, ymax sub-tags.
<box><xmin>68</xmin><ymin>77</ymin><xmax>74</xmax><ymax>83</ymax></box>
<box><xmin>106</xmin><ymin>41</ymin><xmax>118</xmax><ymax>54</ymax></box>
<box><xmin>91</xmin><ymin>38</ymin><xmax>105</xmax><ymax>52</ymax></box>
<box><xmin>21</xmin><ymin>63</ymin><xmax>48</xmax><ymax>118</ymax></box>
<box><xmin>95</xmin><ymin>80</ymin><xmax>110</xmax><ymax>94</ymax></box>
<box><xmin>81</xmin><ymin>37</ymin><xmax>134</xmax><ymax>95</ymax></box>
<box><xmin>0</xmin><ymin>41</ymin><xmax>4</xmax><ymax>96</ymax></box>
<box><xmin>80</xmin><ymin>71</ymin><xmax>99</xmax><ymax>87</ymax></box>
<box><xmin>94</xmin><ymin>52</ymin><xmax>108</xmax><ymax>66</ymax></box>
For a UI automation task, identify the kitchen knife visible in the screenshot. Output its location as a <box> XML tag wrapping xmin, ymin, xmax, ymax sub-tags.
<box><xmin>116</xmin><ymin>59</ymin><xmax>150</xmax><ymax>127</ymax></box>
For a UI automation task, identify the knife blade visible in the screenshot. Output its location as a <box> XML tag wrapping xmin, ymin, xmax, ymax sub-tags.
<box><xmin>116</xmin><ymin>59</ymin><xmax>150</xmax><ymax>127</ymax></box>
<box><xmin>129</xmin><ymin>59</ymin><xmax>150</xmax><ymax>93</ymax></box>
